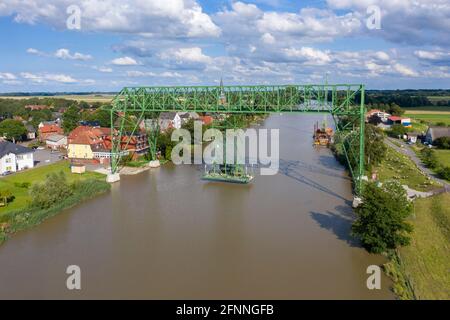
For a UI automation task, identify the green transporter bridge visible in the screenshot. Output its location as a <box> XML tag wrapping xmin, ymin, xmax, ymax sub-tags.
<box><xmin>107</xmin><ymin>84</ymin><xmax>366</xmax><ymax>194</ymax></box>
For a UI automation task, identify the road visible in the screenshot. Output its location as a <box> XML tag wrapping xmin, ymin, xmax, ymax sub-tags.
<box><xmin>385</xmin><ymin>137</ymin><xmax>450</xmax><ymax>190</ymax></box>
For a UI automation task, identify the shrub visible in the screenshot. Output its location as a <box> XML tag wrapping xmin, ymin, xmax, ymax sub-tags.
<box><xmin>434</xmin><ymin>136</ymin><xmax>450</xmax><ymax>150</ymax></box>
<box><xmin>14</xmin><ymin>182</ymin><xmax>31</xmax><ymax>189</ymax></box>
<box><xmin>420</xmin><ymin>148</ymin><xmax>439</xmax><ymax>169</ymax></box>
<box><xmin>29</xmin><ymin>171</ymin><xmax>73</xmax><ymax>209</ymax></box>
<box><xmin>437</xmin><ymin>166</ymin><xmax>450</xmax><ymax>181</ymax></box>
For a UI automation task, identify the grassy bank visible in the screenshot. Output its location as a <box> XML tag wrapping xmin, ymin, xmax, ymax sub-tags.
<box><xmin>373</xmin><ymin>146</ymin><xmax>441</xmax><ymax>191</ymax></box>
<box><xmin>0</xmin><ymin>161</ymin><xmax>105</xmax><ymax>216</ymax></box>
<box><xmin>385</xmin><ymin>193</ymin><xmax>450</xmax><ymax>299</ymax></box>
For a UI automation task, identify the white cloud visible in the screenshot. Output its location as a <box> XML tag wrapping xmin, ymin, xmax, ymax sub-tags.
<box><xmin>261</xmin><ymin>33</ymin><xmax>275</xmax><ymax>44</ymax></box>
<box><xmin>159</xmin><ymin>47</ymin><xmax>212</xmax><ymax>65</ymax></box>
<box><xmin>55</xmin><ymin>48</ymin><xmax>92</xmax><ymax>61</ymax></box>
<box><xmin>26</xmin><ymin>48</ymin><xmax>45</xmax><ymax>56</ymax></box>
<box><xmin>283</xmin><ymin>47</ymin><xmax>332</xmax><ymax>65</ymax></box>
<box><xmin>0</xmin><ymin>72</ymin><xmax>17</xmax><ymax>80</ymax></box>
<box><xmin>111</xmin><ymin>56</ymin><xmax>139</xmax><ymax>66</ymax></box>
<box><xmin>414</xmin><ymin>50</ymin><xmax>450</xmax><ymax>64</ymax></box>
<box><xmin>20</xmin><ymin>72</ymin><xmax>80</xmax><ymax>83</ymax></box>
<box><xmin>127</xmin><ymin>70</ymin><xmax>182</xmax><ymax>78</ymax></box>
<box><xmin>0</xmin><ymin>0</ymin><xmax>220</xmax><ymax>38</ymax></box>
<box><xmin>393</xmin><ymin>63</ymin><xmax>418</xmax><ymax>77</ymax></box>
<box><xmin>93</xmin><ymin>66</ymin><xmax>113</xmax><ymax>73</ymax></box>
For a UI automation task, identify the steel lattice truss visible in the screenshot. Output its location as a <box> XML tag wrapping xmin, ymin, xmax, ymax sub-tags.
<box><xmin>109</xmin><ymin>84</ymin><xmax>366</xmax><ymax>193</ymax></box>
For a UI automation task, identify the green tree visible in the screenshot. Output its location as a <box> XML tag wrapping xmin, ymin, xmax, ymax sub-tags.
<box><xmin>29</xmin><ymin>171</ymin><xmax>73</xmax><ymax>209</ymax></box>
<box><xmin>0</xmin><ymin>119</ymin><xmax>27</xmax><ymax>142</ymax></box>
<box><xmin>62</xmin><ymin>105</ymin><xmax>81</xmax><ymax>133</ymax></box>
<box><xmin>352</xmin><ymin>181</ymin><xmax>413</xmax><ymax>254</ymax></box>
<box><xmin>83</xmin><ymin>108</ymin><xmax>112</xmax><ymax>127</ymax></box>
<box><xmin>365</xmin><ymin>124</ymin><xmax>387</xmax><ymax>171</ymax></box>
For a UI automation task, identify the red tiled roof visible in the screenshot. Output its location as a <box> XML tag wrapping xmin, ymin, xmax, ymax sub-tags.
<box><xmin>388</xmin><ymin>116</ymin><xmax>403</xmax><ymax>121</ymax></box>
<box><xmin>39</xmin><ymin>124</ymin><xmax>63</xmax><ymax>134</ymax></box>
<box><xmin>199</xmin><ymin>116</ymin><xmax>213</xmax><ymax>125</ymax></box>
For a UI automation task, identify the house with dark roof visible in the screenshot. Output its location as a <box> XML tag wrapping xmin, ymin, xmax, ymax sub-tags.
<box><xmin>0</xmin><ymin>141</ymin><xmax>34</xmax><ymax>174</ymax></box>
<box><xmin>425</xmin><ymin>126</ymin><xmax>450</xmax><ymax>144</ymax></box>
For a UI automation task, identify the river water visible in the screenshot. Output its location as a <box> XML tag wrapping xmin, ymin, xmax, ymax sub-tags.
<box><xmin>0</xmin><ymin>115</ymin><xmax>394</xmax><ymax>299</ymax></box>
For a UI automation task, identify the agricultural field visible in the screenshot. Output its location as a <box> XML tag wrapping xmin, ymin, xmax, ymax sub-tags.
<box><xmin>0</xmin><ymin>161</ymin><xmax>105</xmax><ymax>218</ymax></box>
<box><xmin>399</xmin><ymin>193</ymin><xmax>450</xmax><ymax>300</ymax></box>
<box><xmin>404</xmin><ymin>108</ymin><xmax>450</xmax><ymax>126</ymax></box>
<box><xmin>0</xmin><ymin>94</ymin><xmax>114</xmax><ymax>103</ymax></box>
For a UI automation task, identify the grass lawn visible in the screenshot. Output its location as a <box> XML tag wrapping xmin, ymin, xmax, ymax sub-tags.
<box><xmin>404</xmin><ymin>112</ymin><xmax>450</xmax><ymax>126</ymax></box>
<box><xmin>0</xmin><ymin>161</ymin><xmax>105</xmax><ymax>218</ymax></box>
<box><xmin>399</xmin><ymin>193</ymin><xmax>450</xmax><ymax>299</ymax></box>
<box><xmin>374</xmin><ymin>147</ymin><xmax>441</xmax><ymax>191</ymax></box>
<box><xmin>435</xmin><ymin>149</ymin><xmax>450</xmax><ymax>167</ymax></box>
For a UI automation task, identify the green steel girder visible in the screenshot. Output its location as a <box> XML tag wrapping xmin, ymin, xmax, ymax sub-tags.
<box><xmin>109</xmin><ymin>84</ymin><xmax>366</xmax><ymax>194</ymax></box>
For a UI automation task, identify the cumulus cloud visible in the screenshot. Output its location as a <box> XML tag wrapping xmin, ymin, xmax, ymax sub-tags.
<box><xmin>93</xmin><ymin>66</ymin><xmax>113</xmax><ymax>73</ymax></box>
<box><xmin>0</xmin><ymin>72</ymin><xmax>17</xmax><ymax>80</ymax></box>
<box><xmin>111</xmin><ymin>56</ymin><xmax>139</xmax><ymax>66</ymax></box>
<box><xmin>0</xmin><ymin>0</ymin><xmax>220</xmax><ymax>38</ymax></box>
<box><xmin>20</xmin><ymin>72</ymin><xmax>83</xmax><ymax>83</ymax></box>
<box><xmin>126</xmin><ymin>70</ymin><xmax>182</xmax><ymax>78</ymax></box>
<box><xmin>326</xmin><ymin>0</ymin><xmax>450</xmax><ymax>47</ymax></box>
<box><xmin>159</xmin><ymin>47</ymin><xmax>213</xmax><ymax>65</ymax></box>
<box><xmin>55</xmin><ymin>48</ymin><xmax>92</xmax><ymax>61</ymax></box>
<box><xmin>414</xmin><ymin>50</ymin><xmax>450</xmax><ymax>65</ymax></box>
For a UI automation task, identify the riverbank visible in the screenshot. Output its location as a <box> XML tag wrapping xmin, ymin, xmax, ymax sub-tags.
<box><xmin>0</xmin><ymin>161</ymin><xmax>110</xmax><ymax>245</ymax></box>
<box><xmin>384</xmin><ymin>192</ymin><xmax>450</xmax><ymax>299</ymax></box>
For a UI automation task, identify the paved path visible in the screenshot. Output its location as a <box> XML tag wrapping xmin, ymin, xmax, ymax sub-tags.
<box><xmin>385</xmin><ymin>137</ymin><xmax>450</xmax><ymax>190</ymax></box>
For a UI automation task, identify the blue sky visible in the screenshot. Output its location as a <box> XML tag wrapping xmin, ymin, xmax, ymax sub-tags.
<box><xmin>0</xmin><ymin>0</ymin><xmax>449</xmax><ymax>92</ymax></box>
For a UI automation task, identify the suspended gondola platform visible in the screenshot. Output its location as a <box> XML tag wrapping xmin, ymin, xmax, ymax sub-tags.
<box><xmin>202</xmin><ymin>172</ymin><xmax>254</xmax><ymax>184</ymax></box>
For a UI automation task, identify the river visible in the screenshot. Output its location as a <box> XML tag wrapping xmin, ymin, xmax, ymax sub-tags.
<box><xmin>0</xmin><ymin>115</ymin><xmax>394</xmax><ymax>299</ymax></box>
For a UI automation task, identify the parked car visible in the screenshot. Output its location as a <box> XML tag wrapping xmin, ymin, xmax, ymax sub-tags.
<box><xmin>1</xmin><ymin>171</ymin><xmax>12</xmax><ymax>176</ymax></box>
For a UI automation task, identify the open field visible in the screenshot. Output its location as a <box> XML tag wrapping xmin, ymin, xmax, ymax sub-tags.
<box><xmin>0</xmin><ymin>161</ymin><xmax>105</xmax><ymax>217</ymax></box>
<box><xmin>404</xmin><ymin>112</ymin><xmax>450</xmax><ymax>126</ymax></box>
<box><xmin>0</xmin><ymin>94</ymin><xmax>115</xmax><ymax>103</ymax></box>
<box><xmin>374</xmin><ymin>146</ymin><xmax>441</xmax><ymax>191</ymax></box>
<box><xmin>399</xmin><ymin>193</ymin><xmax>450</xmax><ymax>299</ymax></box>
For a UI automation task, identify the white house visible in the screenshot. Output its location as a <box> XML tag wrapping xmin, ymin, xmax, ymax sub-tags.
<box><xmin>0</xmin><ymin>141</ymin><xmax>34</xmax><ymax>174</ymax></box>
<box><xmin>159</xmin><ymin>112</ymin><xmax>182</xmax><ymax>131</ymax></box>
<box><xmin>45</xmin><ymin>134</ymin><xmax>67</xmax><ymax>150</ymax></box>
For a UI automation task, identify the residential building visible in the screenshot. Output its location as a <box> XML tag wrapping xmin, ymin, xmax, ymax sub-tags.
<box><xmin>159</xmin><ymin>112</ymin><xmax>182</xmax><ymax>131</ymax></box>
<box><xmin>366</xmin><ymin>109</ymin><xmax>391</xmax><ymax>122</ymax></box>
<box><xmin>406</xmin><ymin>133</ymin><xmax>419</xmax><ymax>144</ymax></box>
<box><xmin>425</xmin><ymin>126</ymin><xmax>450</xmax><ymax>144</ymax></box>
<box><xmin>388</xmin><ymin>116</ymin><xmax>412</xmax><ymax>128</ymax></box>
<box><xmin>25</xmin><ymin>124</ymin><xmax>36</xmax><ymax>140</ymax></box>
<box><xmin>38</xmin><ymin>124</ymin><xmax>64</xmax><ymax>141</ymax></box>
<box><xmin>68</xmin><ymin>126</ymin><xmax>148</xmax><ymax>164</ymax></box>
<box><xmin>0</xmin><ymin>141</ymin><xmax>34</xmax><ymax>174</ymax></box>
<box><xmin>45</xmin><ymin>134</ymin><xmax>67</xmax><ymax>150</ymax></box>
